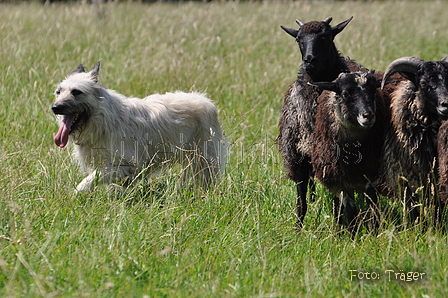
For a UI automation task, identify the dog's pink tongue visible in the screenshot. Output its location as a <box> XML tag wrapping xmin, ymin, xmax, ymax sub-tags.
<box><xmin>54</xmin><ymin>115</ymin><xmax>75</xmax><ymax>148</ymax></box>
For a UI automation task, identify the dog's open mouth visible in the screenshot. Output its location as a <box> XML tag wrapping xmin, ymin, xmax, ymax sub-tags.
<box><xmin>54</xmin><ymin>113</ymin><xmax>85</xmax><ymax>148</ymax></box>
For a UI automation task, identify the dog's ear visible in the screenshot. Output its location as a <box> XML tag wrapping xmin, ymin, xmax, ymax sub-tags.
<box><xmin>90</xmin><ymin>61</ymin><xmax>101</xmax><ymax>83</ymax></box>
<box><xmin>71</xmin><ymin>64</ymin><xmax>85</xmax><ymax>75</ymax></box>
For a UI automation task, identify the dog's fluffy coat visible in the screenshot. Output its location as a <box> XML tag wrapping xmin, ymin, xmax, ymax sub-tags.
<box><xmin>52</xmin><ymin>62</ymin><xmax>227</xmax><ymax>192</ymax></box>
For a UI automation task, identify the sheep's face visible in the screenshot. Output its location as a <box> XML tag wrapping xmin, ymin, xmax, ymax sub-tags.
<box><xmin>314</xmin><ymin>71</ymin><xmax>380</xmax><ymax>128</ymax></box>
<box><xmin>296</xmin><ymin>22</ymin><xmax>334</xmax><ymax>78</ymax></box>
<box><xmin>280</xmin><ymin>17</ymin><xmax>352</xmax><ymax>79</ymax></box>
<box><xmin>415</xmin><ymin>62</ymin><xmax>448</xmax><ymax>120</ymax></box>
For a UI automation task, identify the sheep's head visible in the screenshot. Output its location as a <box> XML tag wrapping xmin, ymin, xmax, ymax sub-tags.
<box><xmin>280</xmin><ymin>16</ymin><xmax>353</xmax><ymax>79</ymax></box>
<box><xmin>382</xmin><ymin>56</ymin><xmax>448</xmax><ymax>120</ymax></box>
<box><xmin>312</xmin><ymin>70</ymin><xmax>381</xmax><ymax>128</ymax></box>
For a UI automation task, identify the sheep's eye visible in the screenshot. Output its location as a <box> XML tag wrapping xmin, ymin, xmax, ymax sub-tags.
<box><xmin>420</xmin><ymin>80</ymin><xmax>428</xmax><ymax>88</ymax></box>
<box><xmin>71</xmin><ymin>89</ymin><xmax>83</xmax><ymax>96</ymax></box>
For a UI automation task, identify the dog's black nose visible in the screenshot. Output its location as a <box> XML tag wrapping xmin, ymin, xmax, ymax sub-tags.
<box><xmin>52</xmin><ymin>105</ymin><xmax>63</xmax><ymax>114</ymax></box>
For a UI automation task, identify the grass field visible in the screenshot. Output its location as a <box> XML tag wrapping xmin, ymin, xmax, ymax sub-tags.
<box><xmin>1</xmin><ymin>1</ymin><xmax>448</xmax><ymax>297</ymax></box>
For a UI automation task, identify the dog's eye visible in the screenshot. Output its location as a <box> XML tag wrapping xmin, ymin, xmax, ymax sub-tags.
<box><xmin>71</xmin><ymin>89</ymin><xmax>83</xmax><ymax>96</ymax></box>
<box><xmin>55</xmin><ymin>90</ymin><xmax>61</xmax><ymax>95</ymax></box>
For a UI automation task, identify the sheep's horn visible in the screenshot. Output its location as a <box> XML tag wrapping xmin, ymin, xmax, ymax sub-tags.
<box><xmin>323</xmin><ymin>17</ymin><xmax>332</xmax><ymax>25</ymax></box>
<box><xmin>295</xmin><ymin>19</ymin><xmax>304</xmax><ymax>27</ymax></box>
<box><xmin>381</xmin><ymin>56</ymin><xmax>425</xmax><ymax>89</ymax></box>
<box><xmin>442</xmin><ymin>55</ymin><xmax>448</xmax><ymax>62</ymax></box>
<box><xmin>331</xmin><ymin>16</ymin><xmax>352</xmax><ymax>36</ymax></box>
<box><xmin>280</xmin><ymin>25</ymin><xmax>299</xmax><ymax>38</ymax></box>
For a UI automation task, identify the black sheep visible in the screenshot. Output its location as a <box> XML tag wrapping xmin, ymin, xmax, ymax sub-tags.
<box><xmin>278</xmin><ymin>16</ymin><xmax>367</xmax><ymax>228</ymax></box>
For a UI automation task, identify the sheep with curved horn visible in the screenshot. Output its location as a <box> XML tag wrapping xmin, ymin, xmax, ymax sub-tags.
<box><xmin>381</xmin><ymin>55</ymin><xmax>448</xmax><ymax>226</ymax></box>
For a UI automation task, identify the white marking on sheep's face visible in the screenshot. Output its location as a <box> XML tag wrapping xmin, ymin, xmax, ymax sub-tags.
<box><xmin>355</xmin><ymin>73</ymin><xmax>368</xmax><ymax>91</ymax></box>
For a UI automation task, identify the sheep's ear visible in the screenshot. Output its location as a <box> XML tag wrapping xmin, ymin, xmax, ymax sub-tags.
<box><xmin>368</xmin><ymin>69</ymin><xmax>382</xmax><ymax>88</ymax></box>
<box><xmin>398</xmin><ymin>71</ymin><xmax>418</xmax><ymax>88</ymax></box>
<box><xmin>331</xmin><ymin>16</ymin><xmax>353</xmax><ymax>37</ymax></box>
<box><xmin>309</xmin><ymin>81</ymin><xmax>340</xmax><ymax>93</ymax></box>
<box><xmin>71</xmin><ymin>64</ymin><xmax>85</xmax><ymax>75</ymax></box>
<box><xmin>90</xmin><ymin>61</ymin><xmax>101</xmax><ymax>83</ymax></box>
<box><xmin>281</xmin><ymin>25</ymin><xmax>299</xmax><ymax>38</ymax></box>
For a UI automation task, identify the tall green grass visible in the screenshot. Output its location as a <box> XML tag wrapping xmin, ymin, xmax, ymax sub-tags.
<box><xmin>1</xmin><ymin>1</ymin><xmax>448</xmax><ymax>297</ymax></box>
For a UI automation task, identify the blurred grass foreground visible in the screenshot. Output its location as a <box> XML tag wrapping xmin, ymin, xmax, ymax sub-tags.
<box><xmin>1</xmin><ymin>1</ymin><xmax>448</xmax><ymax>297</ymax></box>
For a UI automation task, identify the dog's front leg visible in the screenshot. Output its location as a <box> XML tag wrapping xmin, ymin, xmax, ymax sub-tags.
<box><xmin>75</xmin><ymin>168</ymin><xmax>117</xmax><ymax>194</ymax></box>
<box><xmin>75</xmin><ymin>166</ymin><xmax>133</xmax><ymax>193</ymax></box>
<box><xmin>76</xmin><ymin>170</ymin><xmax>97</xmax><ymax>193</ymax></box>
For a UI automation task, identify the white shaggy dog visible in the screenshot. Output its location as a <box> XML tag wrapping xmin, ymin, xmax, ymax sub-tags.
<box><xmin>52</xmin><ymin>62</ymin><xmax>227</xmax><ymax>193</ymax></box>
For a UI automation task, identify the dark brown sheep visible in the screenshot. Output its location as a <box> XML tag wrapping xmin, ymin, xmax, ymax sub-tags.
<box><xmin>311</xmin><ymin>70</ymin><xmax>388</xmax><ymax>234</ymax></box>
<box><xmin>437</xmin><ymin>119</ymin><xmax>448</xmax><ymax>225</ymax></box>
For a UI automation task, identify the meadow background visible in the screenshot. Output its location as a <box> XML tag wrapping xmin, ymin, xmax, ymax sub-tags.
<box><xmin>1</xmin><ymin>1</ymin><xmax>448</xmax><ymax>297</ymax></box>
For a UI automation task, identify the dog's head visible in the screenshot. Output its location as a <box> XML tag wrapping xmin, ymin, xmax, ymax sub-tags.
<box><xmin>52</xmin><ymin>62</ymin><xmax>102</xmax><ymax>148</ymax></box>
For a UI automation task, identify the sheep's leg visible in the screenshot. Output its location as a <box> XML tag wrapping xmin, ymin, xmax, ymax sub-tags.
<box><xmin>408</xmin><ymin>195</ymin><xmax>421</xmax><ymax>224</ymax></box>
<box><xmin>279</xmin><ymin>114</ymin><xmax>312</xmax><ymax>229</ymax></box>
<box><xmin>437</xmin><ymin>181</ymin><xmax>448</xmax><ymax>223</ymax></box>
<box><xmin>428</xmin><ymin>180</ymin><xmax>445</xmax><ymax>229</ymax></box>
<box><xmin>365</xmin><ymin>184</ymin><xmax>379</xmax><ymax>232</ymax></box>
<box><xmin>403</xmin><ymin>185</ymin><xmax>420</xmax><ymax>225</ymax></box>
<box><xmin>295</xmin><ymin>181</ymin><xmax>308</xmax><ymax>229</ymax></box>
<box><xmin>434</xmin><ymin>199</ymin><xmax>446</xmax><ymax>230</ymax></box>
<box><xmin>308</xmin><ymin>177</ymin><xmax>317</xmax><ymax>202</ymax></box>
<box><xmin>332</xmin><ymin>195</ymin><xmax>344</xmax><ymax>225</ymax></box>
<box><xmin>292</xmin><ymin>158</ymin><xmax>312</xmax><ymax>229</ymax></box>
<box><xmin>341</xmin><ymin>191</ymin><xmax>359</xmax><ymax>236</ymax></box>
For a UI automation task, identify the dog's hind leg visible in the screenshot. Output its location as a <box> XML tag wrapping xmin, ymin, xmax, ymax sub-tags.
<box><xmin>177</xmin><ymin>148</ymin><xmax>209</xmax><ymax>189</ymax></box>
<box><xmin>193</xmin><ymin>139</ymin><xmax>224</xmax><ymax>189</ymax></box>
<box><xmin>193</xmin><ymin>152</ymin><xmax>220</xmax><ymax>189</ymax></box>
